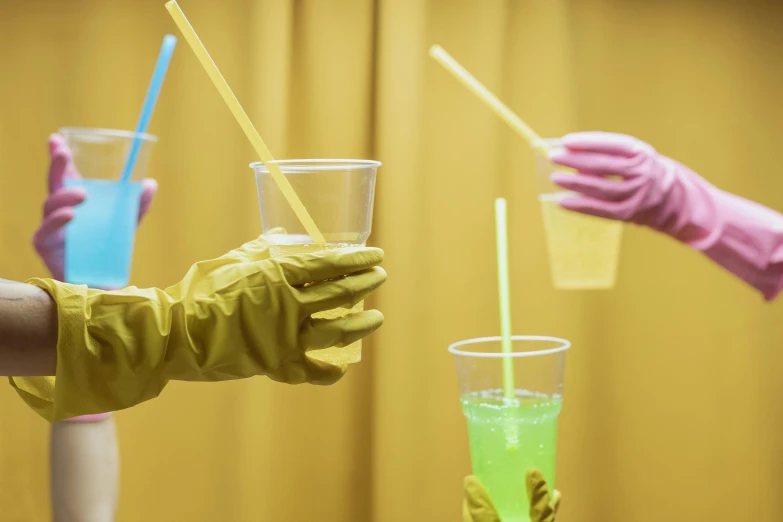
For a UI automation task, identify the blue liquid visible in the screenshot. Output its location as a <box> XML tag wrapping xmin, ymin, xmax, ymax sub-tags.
<box><xmin>64</xmin><ymin>179</ymin><xmax>142</xmax><ymax>288</ymax></box>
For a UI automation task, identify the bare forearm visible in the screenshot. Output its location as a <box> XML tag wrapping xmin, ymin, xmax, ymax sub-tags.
<box><xmin>0</xmin><ymin>278</ymin><xmax>57</xmax><ymax>376</ymax></box>
<box><xmin>51</xmin><ymin>418</ymin><xmax>119</xmax><ymax>522</ymax></box>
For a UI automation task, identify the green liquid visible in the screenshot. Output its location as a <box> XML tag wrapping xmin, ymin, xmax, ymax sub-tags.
<box><xmin>462</xmin><ymin>390</ymin><xmax>562</xmax><ymax>522</ymax></box>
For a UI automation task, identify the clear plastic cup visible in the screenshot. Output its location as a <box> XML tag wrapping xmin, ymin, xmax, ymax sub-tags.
<box><xmin>450</xmin><ymin>336</ymin><xmax>570</xmax><ymax>522</ymax></box>
<box><xmin>250</xmin><ymin>159</ymin><xmax>380</xmax><ymax>365</ymax></box>
<box><xmin>60</xmin><ymin>128</ymin><xmax>157</xmax><ymax>288</ymax></box>
<box><xmin>533</xmin><ymin>139</ymin><xmax>622</xmax><ymax>289</ymax></box>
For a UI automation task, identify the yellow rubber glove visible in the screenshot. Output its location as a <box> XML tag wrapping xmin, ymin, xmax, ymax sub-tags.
<box><xmin>463</xmin><ymin>470</ymin><xmax>561</xmax><ymax>522</ymax></box>
<box><xmin>10</xmin><ymin>233</ymin><xmax>386</xmax><ymax>422</ymax></box>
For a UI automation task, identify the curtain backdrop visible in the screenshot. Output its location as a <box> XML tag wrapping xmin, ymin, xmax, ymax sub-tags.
<box><xmin>1</xmin><ymin>0</ymin><xmax>782</xmax><ymax>520</ymax></box>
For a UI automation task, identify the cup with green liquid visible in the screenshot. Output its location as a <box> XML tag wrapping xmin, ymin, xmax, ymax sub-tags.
<box><xmin>449</xmin><ymin>336</ymin><xmax>570</xmax><ymax>522</ymax></box>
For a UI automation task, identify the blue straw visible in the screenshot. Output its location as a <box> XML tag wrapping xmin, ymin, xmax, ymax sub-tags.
<box><xmin>120</xmin><ymin>34</ymin><xmax>177</xmax><ymax>182</ymax></box>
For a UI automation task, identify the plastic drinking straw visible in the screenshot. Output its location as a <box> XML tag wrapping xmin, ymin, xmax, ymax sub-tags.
<box><xmin>165</xmin><ymin>0</ymin><xmax>325</xmax><ymax>244</ymax></box>
<box><xmin>429</xmin><ymin>45</ymin><xmax>547</xmax><ymax>154</ymax></box>
<box><xmin>120</xmin><ymin>34</ymin><xmax>178</xmax><ymax>182</ymax></box>
<box><xmin>495</xmin><ymin>198</ymin><xmax>515</xmax><ymax>401</ymax></box>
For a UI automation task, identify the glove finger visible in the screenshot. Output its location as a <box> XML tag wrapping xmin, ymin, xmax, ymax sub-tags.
<box><xmin>558</xmin><ymin>195</ymin><xmax>630</xmax><ymax>221</ymax></box>
<box><xmin>49</xmin><ymin>133</ymin><xmax>65</xmax><ymax>156</ymax></box>
<box><xmin>48</xmin><ymin>134</ymin><xmax>68</xmax><ymax>191</ymax></box>
<box><xmin>463</xmin><ymin>500</ymin><xmax>473</xmax><ymax>522</ymax></box>
<box><xmin>551</xmin><ymin>172</ymin><xmax>643</xmax><ymax>201</ymax></box>
<box><xmin>42</xmin><ymin>188</ymin><xmax>87</xmax><ymax>217</ymax></box>
<box><xmin>48</xmin><ymin>134</ymin><xmax>80</xmax><ymax>192</ymax></box>
<box><xmin>302</xmin><ymin>309</ymin><xmax>384</xmax><ymax>351</ymax></box>
<box><xmin>560</xmin><ymin>131</ymin><xmax>651</xmax><ymax>157</ymax></box>
<box><xmin>298</xmin><ymin>266</ymin><xmax>387</xmax><ymax>316</ymax></box>
<box><xmin>551</xmin><ymin>489</ymin><xmax>562</xmax><ymax>517</ymax></box>
<box><xmin>299</xmin><ymin>356</ymin><xmax>347</xmax><ymax>385</ymax></box>
<box><xmin>33</xmin><ymin>208</ymin><xmax>74</xmax><ymax>253</ymax></box>
<box><xmin>137</xmin><ymin>178</ymin><xmax>158</xmax><ymax>223</ymax></box>
<box><xmin>526</xmin><ymin>469</ymin><xmax>556</xmax><ymax>522</ymax></box>
<box><xmin>279</xmin><ymin>247</ymin><xmax>384</xmax><ymax>287</ymax></box>
<box><xmin>549</xmin><ymin>149</ymin><xmax>651</xmax><ymax>177</ymax></box>
<box><xmin>464</xmin><ymin>476</ymin><xmax>501</xmax><ymax>522</ymax></box>
<box><xmin>262</xmin><ymin>227</ymin><xmax>287</xmax><ymax>238</ymax></box>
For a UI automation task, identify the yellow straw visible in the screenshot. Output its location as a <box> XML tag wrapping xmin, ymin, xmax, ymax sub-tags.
<box><xmin>429</xmin><ymin>45</ymin><xmax>546</xmax><ymax>154</ymax></box>
<box><xmin>165</xmin><ymin>0</ymin><xmax>325</xmax><ymax>245</ymax></box>
<box><xmin>494</xmin><ymin>198</ymin><xmax>515</xmax><ymax>401</ymax></box>
<box><xmin>495</xmin><ymin>198</ymin><xmax>519</xmax><ymax>451</ymax></box>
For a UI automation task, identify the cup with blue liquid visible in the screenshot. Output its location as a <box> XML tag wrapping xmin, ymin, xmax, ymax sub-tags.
<box><xmin>60</xmin><ymin>127</ymin><xmax>157</xmax><ymax>288</ymax></box>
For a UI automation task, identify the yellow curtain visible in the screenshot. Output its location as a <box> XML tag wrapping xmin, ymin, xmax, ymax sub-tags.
<box><xmin>1</xmin><ymin>0</ymin><xmax>783</xmax><ymax>521</ymax></box>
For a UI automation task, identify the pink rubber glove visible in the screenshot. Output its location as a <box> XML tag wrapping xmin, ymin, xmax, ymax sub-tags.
<box><xmin>33</xmin><ymin>134</ymin><xmax>157</xmax><ymax>423</ymax></box>
<box><xmin>550</xmin><ymin>131</ymin><xmax>783</xmax><ymax>301</ymax></box>
<box><xmin>32</xmin><ymin>134</ymin><xmax>157</xmax><ymax>282</ymax></box>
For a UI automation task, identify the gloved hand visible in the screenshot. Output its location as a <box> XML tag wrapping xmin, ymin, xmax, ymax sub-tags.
<box><xmin>550</xmin><ymin>132</ymin><xmax>783</xmax><ymax>300</ymax></box>
<box><xmin>10</xmin><ymin>235</ymin><xmax>387</xmax><ymax>422</ymax></box>
<box><xmin>463</xmin><ymin>470</ymin><xmax>561</xmax><ymax>522</ymax></box>
<box><xmin>32</xmin><ymin>134</ymin><xmax>157</xmax><ymax>282</ymax></box>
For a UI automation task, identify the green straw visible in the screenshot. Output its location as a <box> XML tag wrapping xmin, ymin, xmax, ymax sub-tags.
<box><xmin>495</xmin><ymin>198</ymin><xmax>515</xmax><ymax>400</ymax></box>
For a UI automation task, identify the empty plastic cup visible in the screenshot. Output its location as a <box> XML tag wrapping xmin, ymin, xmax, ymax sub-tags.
<box><xmin>450</xmin><ymin>336</ymin><xmax>570</xmax><ymax>522</ymax></box>
<box><xmin>60</xmin><ymin>128</ymin><xmax>157</xmax><ymax>288</ymax></box>
<box><xmin>533</xmin><ymin>139</ymin><xmax>622</xmax><ymax>289</ymax></box>
<box><xmin>250</xmin><ymin>159</ymin><xmax>380</xmax><ymax>365</ymax></box>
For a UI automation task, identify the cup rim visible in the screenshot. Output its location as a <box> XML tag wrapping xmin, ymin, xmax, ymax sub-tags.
<box><xmin>58</xmin><ymin>127</ymin><xmax>158</xmax><ymax>143</ymax></box>
<box><xmin>448</xmin><ymin>335</ymin><xmax>571</xmax><ymax>358</ymax></box>
<box><xmin>249</xmin><ymin>159</ymin><xmax>382</xmax><ymax>172</ymax></box>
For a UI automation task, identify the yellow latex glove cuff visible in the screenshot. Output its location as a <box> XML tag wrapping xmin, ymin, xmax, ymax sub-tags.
<box><xmin>10</xmin><ymin>234</ymin><xmax>386</xmax><ymax>422</ymax></box>
<box><xmin>463</xmin><ymin>470</ymin><xmax>561</xmax><ymax>522</ymax></box>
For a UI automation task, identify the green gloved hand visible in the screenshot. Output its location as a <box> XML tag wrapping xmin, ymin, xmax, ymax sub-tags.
<box><xmin>11</xmin><ymin>232</ymin><xmax>386</xmax><ymax>422</ymax></box>
<box><xmin>463</xmin><ymin>470</ymin><xmax>561</xmax><ymax>522</ymax></box>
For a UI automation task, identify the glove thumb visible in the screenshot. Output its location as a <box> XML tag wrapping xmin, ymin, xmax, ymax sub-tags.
<box><xmin>220</xmin><ymin>228</ymin><xmax>286</xmax><ymax>262</ymax></box>
<box><xmin>526</xmin><ymin>469</ymin><xmax>560</xmax><ymax>522</ymax></box>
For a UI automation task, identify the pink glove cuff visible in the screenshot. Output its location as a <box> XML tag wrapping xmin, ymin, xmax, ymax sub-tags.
<box><xmin>62</xmin><ymin>412</ymin><xmax>113</xmax><ymax>423</ymax></box>
<box><xmin>690</xmin><ymin>189</ymin><xmax>783</xmax><ymax>301</ymax></box>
